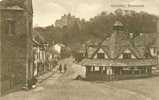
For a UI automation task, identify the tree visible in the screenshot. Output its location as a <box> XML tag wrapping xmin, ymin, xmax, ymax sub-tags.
<box><xmin>34</xmin><ymin>9</ymin><xmax>158</xmax><ymax>50</ymax></box>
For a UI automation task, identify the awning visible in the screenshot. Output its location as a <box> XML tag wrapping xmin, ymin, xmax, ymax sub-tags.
<box><xmin>79</xmin><ymin>58</ymin><xmax>158</xmax><ymax>67</ymax></box>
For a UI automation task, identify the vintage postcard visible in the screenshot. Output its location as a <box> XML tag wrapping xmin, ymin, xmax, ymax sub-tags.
<box><xmin>0</xmin><ymin>0</ymin><xmax>159</xmax><ymax>100</ymax></box>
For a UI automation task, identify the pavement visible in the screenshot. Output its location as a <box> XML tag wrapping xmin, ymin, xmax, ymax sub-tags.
<box><xmin>0</xmin><ymin>57</ymin><xmax>159</xmax><ymax>100</ymax></box>
<box><xmin>37</xmin><ymin>72</ymin><xmax>54</xmax><ymax>83</ymax></box>
<box><xmin>37</xmin><ymin>61</ymin><xmax>60</xmax><ymax>83</ymax></box>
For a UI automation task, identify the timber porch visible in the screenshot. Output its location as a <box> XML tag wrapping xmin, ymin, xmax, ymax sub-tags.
<box><xmin>80</xmin><ymin>58</ymin><xmax>158</xmax><ymax>81</ymax></box>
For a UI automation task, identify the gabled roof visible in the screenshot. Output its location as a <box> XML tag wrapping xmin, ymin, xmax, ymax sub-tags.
<box><xmin>91</xmin><ymin>46</ymin><xmax>110</xmax><ymax>59</ymax></box>
<box><xmin>91</xmin><ymin>36</ymin><xmax>108</xmax><ymax>58</ymax></box>
<box><xmin>86</xmin><ymin>31</ymin><xmax>157</xmax><ymax>59</ymax></box>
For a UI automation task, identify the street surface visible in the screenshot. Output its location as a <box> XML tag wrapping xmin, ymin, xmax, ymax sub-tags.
<box><xmin>0</xmin><ymin>57</ymin><xmax>159</xmax><ymax>100</ymax></box>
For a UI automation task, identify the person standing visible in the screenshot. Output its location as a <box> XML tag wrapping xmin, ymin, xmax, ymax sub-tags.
<box><xmin>59</xmin><ymin>64</ymin><xmax>62</xmax><ymax>73</ymax></box>
<box><xmin>64</xmin><ymin>64</ymin><xmax>67</xmax><ymax>73</ymax></box>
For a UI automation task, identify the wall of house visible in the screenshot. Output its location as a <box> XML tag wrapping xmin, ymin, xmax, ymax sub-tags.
<box><xmin>0</xmin><ymin>10</ymin><xmax>2</xmax><ymax>96</ymax></box>
<box><xmin>0</xmin><ymin>10</ymin><xmax>26</xmax><ymax>94</ymax></box>
<box><xmin>0</xmin><ymin>7</ymin><xmax>33</xmax><ymax>95</ymax></box>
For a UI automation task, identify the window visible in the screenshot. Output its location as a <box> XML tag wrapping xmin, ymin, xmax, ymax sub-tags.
<box><xmin>123</xmin><ymin>53</ymin><xmax>131</xmax><ymax>59</ymax></box>
<box><xmin>94</xmin><ymin>66</ymin><xmax>100</xmax><ymax>72</ymax></box>
<box><xmin>6</xmin><ymin>19</ymin><xmax>16</xmax><ymax>35</ymax></box>
<box><xmin>97</xmin><ymin>53</ymin><xmax>105</xmax><ymax>59</ymax></box>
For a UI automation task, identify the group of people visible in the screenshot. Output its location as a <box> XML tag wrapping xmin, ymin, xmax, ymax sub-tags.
<box><xmin>26</xmin><ymin>63</ymin><xmax>68</xmax><ymax>90</ymax></box>
<box><xmin>59</xmin><ymin>64</ymin><xmax>67</xmax><ymax>73</ymax></box>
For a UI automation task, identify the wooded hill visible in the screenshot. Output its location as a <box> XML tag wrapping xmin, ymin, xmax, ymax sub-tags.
<box><xmin>34</xmin><ymin>9</ymin><xmax>158</xmax><ymax>47</ymax></box>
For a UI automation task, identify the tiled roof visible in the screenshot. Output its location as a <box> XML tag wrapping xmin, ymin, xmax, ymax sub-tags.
<box><xmin>87</xmin><ymin>31</ymin><xmax>157</xmax><ymax>59</ymax></box>
<box><xmin>101</xmin><ymin>46</ymin><xmax>111</xmax><ymax>57</ymax></box>
<box><xmin>87</xmin><ymin>46</ymin><xmax>98</xmax><ymax>58</ymax></box>
<box><xmin>80</xmin><ymin>58</ymin><xmax>158</xmax><ymax>67</ymax></box>
<box><xmin>91</xmin><ymin>36</ymin><xmax>109</xmax><ymax>58</ymax></box>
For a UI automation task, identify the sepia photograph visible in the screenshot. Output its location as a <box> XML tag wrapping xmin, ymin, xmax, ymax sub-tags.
<box><xmin>0</xmin><ymin>0</ymin><xmax>159</xmax><ymax>100</ymax></box>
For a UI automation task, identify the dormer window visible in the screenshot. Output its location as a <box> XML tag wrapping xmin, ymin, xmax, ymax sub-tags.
<box><xmin>123</xmin><ymin>53</ymin><xmax>131</xmax><ymax>59</ymax></box>
<box><xmin>119</xmin><ymin>48</ymin><xmax>136</xmax><ymax>59</ymax></box>
<box><xmin>97</xmin><ymin>53</ymin><xmax>105</xmax><ymax>59</ymax></box>
<box><xmin>96</xmin><ymin>48</ymin><xmax>105</xmax><ymax>59</ymax></box>
<box><xmin>6</xmin><ymin>18</ymin><xmax>16</xmax><ymax>36</ymax></box>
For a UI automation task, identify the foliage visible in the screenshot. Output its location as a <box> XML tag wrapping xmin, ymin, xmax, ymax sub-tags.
<box><xmin>34</xmin><ymin>9</ymin><xmax>158</xmax><ymax>49</ymax></box>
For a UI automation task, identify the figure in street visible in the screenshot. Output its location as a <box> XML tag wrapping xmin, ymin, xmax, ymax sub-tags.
<box><xmin>64</xmin><ymin>64</ymin><xmax>67</xmax><ymax>73</ymax></box>
<box><xmin>59</xmin><ymin>64</ymin><xmax>62</xmax><ymax>73</ymax></box>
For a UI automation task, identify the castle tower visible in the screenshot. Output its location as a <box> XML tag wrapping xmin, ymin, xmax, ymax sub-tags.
<box><xmin>0</xmin><ymin>0</ymin><xmax>33</xmax><ymax>95</ymax></box>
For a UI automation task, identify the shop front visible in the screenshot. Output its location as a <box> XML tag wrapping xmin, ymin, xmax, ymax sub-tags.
<box><xmin>80</xmin><ymin>59</ymin><xmax>157</xmax><ymax>81</ymax></box>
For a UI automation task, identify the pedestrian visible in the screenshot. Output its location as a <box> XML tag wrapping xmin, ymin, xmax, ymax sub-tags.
<box><xmin>59</xmin><ymin>64</ymin><xmax>62</xmax><ymax>73</ymax></box>
<box><xmin>32</xmin><ymin>76</ymin><xmax>37</xmax><ymax>89</ymax></box>
<box><xmin>64</xmin><ymin>64</ymin><xmax>67</xmax><ymax>73</ymax></box>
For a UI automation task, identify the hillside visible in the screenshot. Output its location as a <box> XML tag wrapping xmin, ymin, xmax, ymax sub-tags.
<box><xmin>34</xmin><ymin>9</ymin><xmax>158</xmax><ymax>49</ymax></box>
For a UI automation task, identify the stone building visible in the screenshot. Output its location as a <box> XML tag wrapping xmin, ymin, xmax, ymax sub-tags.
<box><xmin>0</xmin><ymin>0</ymin><xmax>33</xmax><ymax>95</ymax></box>
<box><xmin>55</xmin><ymin>13</ymin><xmax>80</xmax><ymax>28</ymax></box>
<box><xmin>33</xmin><ymin>31</ymin><xmax>52</xmax><ymax>77</ymax></box>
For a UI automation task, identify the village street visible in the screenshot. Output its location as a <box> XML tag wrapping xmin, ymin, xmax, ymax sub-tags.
<box><xmin>0</xmin><ymin>58</ymin><xmax>159</xmax><ymax>100</ymax></box>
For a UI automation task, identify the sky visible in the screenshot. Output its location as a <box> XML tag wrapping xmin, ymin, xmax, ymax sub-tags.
<box><xmin>33</xmin><ymin>0</ymin><xmax>159</xmax><ymax>27</ymax></box>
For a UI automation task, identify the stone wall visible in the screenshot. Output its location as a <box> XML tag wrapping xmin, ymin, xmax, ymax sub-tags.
<box><xmin>0</xmin><ymin>6</ymin><xmax>33</xmax><ymax>95</ymax></box>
